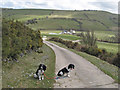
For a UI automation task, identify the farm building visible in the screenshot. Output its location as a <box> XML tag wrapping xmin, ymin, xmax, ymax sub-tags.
<box><xmin>61</xmin><ymin>29</ymin><xmax>76</xmax><ymax>35</ymax></box>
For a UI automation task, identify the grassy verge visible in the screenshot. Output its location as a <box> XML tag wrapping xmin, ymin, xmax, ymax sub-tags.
<box><xmin>49</xmin><ymin>41</ymin><xmax>119</xmax><ymax>83</ymax></box>
<box><xmin>2</xmin><ymin>44</ymin><xmax>56</xmax><ymax>88</ymax></box>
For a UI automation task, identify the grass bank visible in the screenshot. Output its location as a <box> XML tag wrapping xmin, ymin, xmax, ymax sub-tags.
<box><xmin>2</xmin><ymin>44</ymin><xmax>56</xmax><ymax>88</ymax></box>
<box><xmin>49</xmin><ymin>41</ymin><xmax>118</xmax><ymax>83</ymax></box>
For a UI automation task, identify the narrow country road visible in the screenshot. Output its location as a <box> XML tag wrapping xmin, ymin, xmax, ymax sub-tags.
<box><xmin>44</xmin><ymin>41</ymin><xmax>118</xmax><ymax>88</ymax></box>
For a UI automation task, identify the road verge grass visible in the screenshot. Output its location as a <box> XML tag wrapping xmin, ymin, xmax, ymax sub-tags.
<box><xmin>2</xmin><ymin>44</ymin><xmax>56</xmax><ymax>88</ymax></box>
<box><xmin>49</xmin><ymin>41</ymin><xmax>119</xmax><ymax>83</ymax></box>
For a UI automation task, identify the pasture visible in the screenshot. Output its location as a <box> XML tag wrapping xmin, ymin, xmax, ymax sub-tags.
<box><xmin>3</xmin><ymin>9</ymin><xmax>118</xmax><ymax>31</ymax></box>
<box><xmin>97</xmin><ymin>42</ymin><xmax>118</xmax><ymax>54</ymax></box>
<box><xmin>76</xmin><ymin>30</ymin><xmax>117</xmax><ymax>40</ymax></box>
<box><xmin>41</xmin><ymin>30</ymin><xmax>118</xmax><ymax>54</ymax></box>
<box><xmin>27</xmin><ymin>18</ymin><xmax>80</xmax><ymax>30</ymax></box>
<box><xmin>42</xmin><ymin>34</ymin><xmax>81</xmax><ymax>40</ymax></box>
<box><xmin>41</xmin><ymin>30</ymin><xmax>81</xmax><ymax>40</ymax></box>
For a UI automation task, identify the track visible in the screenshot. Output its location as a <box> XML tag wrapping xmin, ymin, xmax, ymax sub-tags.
<box><xmin>44</xmin><ymin>41</ymin><xmax>118</xmax><ymax>88</ymax></box>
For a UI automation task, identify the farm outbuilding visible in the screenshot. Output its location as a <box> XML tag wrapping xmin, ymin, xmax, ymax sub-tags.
<box><xmin>61</xmin><ymin>29</ymin><xmax>76</xmax><ymax>35</ymax></box>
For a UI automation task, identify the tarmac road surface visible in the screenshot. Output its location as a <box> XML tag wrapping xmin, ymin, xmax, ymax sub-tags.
<box><xmin>44</xmin><ymin>41</ymin><xmax>118</xmax><ymax>88</ymax></box>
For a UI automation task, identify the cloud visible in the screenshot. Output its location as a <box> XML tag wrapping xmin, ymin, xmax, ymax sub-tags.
<box><xmin>1</xmin><ymin>0</ymin><xmax>119</xmax><ymax>14</ymax></box>
<box><xmin>89</xmin><ymin>2</ymin><xmax>118</xmax><ymax>13</ymax></box>
<box><xmin>3</xmin><ymin>2</ymin><xmax>14</xmax><ymax>7</ymax></box>
<box><xmin>89</xmin><ymin>2</ymin><xmax>116</xmax><ymax>9</ymax></box>
<box><xmin>25</xmin><ymin>2</ymin><xmax>48</xmax><ymax>7</ymax></box>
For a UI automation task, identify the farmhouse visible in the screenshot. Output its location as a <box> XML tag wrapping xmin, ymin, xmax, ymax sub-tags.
<box><xmin>70</xmin><ymin>29</ymin><xmax>76</xmax><ymax>34</ymax></box>
<box><xmin>61</xmin><ymin>29</ymin><xmax>76</xmax><ymax>35</ymax></box>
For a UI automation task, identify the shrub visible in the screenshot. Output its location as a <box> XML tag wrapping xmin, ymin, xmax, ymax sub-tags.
<box><xmin>36</xmin><ymin>49</ymin><xmax>43</xmax><ymax>53</ymax></box>
<box><xmin>74</xmin><ymin>45</ymin><xmax>81</xmax><ymax>51</ymax></box>
<box><xmin>65</xmin><ymin>41</ymin><xmax>74</xmax><ymax>48</ymax></box>
<box><xmin>2</xmin><ymin>19</ymin><xmax>43</xmax><ymax>62</ymax></box>
<box><xmin>80</xmin><ymin>45</ymin><xmax>88</xmax><ymax>53</ymax></box>
<box><xmin>113</xmin><ymin>53</ymin><xmax>120</xmax><ymax>67</ymax></box>
<box><xmin>49</xmin><ymin>37</ymin><xmax>119</xmax><ymax>67</ymax></box>
<box><xmin>73</xmin><ymin>42</ymin><xmax>79</xmax><ymax>49</ymax></box>
<box><xmin>80</xmin><ymin>31</ymin><xmax>97</xmax><ymax>47</ymax></box>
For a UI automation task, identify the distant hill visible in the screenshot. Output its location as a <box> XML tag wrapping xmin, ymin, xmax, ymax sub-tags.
<box><xmin>2</xmin><ymin>9</ymin><xmax>118</xmax><ymax>31</ymax></box>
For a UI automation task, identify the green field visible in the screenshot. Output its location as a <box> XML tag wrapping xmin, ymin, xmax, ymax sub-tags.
<box><xmin>94</xmin><ymin>31</ymin><xmax>117</xmax><ymax>40</ymax></box>
<box><xmin>41</xmin><ymin>30</ymin><xmax>117</xmax><ymax>41</ymax></box>
<box><xmin>42</xmin><ymin>34</ymin><xmax>81</xmax><ymax>40</ymax></box>
<box><xmin>40</xmin><ymin>30</ymin><xmax>118</xmax><ymax>54</ymax></box>
<box><xmin>97</xmin><ymin>42</ymin><xmax>118</xmax><ymax>54</ymax></box>
<box><xmin>2</xmin><ymin>44</ymin><xmax>55</xmax><ymax>88</ymax></box>
<box><xmin>41</xmin><ymin>30</ymin><xmax>61</xmax><ymax>34</ymax></box>
<box><xmin>2</xmin><ymin>9</ymin><xmax>52</xmax><ymax>21</ymax></box>
<box><xmin>41</xmin><ymin>30</ymin><xmax>80</xmax><ymax>40</ymax></box>
<box><xmin>3</xmin><ymin>9</ymin><xmax>118</xmax><ymax>31</ymax></box>
<box><xmin>76</xmin><ymin>30</ymin><xmax>117</xmax><ymax>40</ymax></box>
<box><xmin>27</xmin><ymin>18</ymin><xmax>80</xmax><ymax>30</ymax></box>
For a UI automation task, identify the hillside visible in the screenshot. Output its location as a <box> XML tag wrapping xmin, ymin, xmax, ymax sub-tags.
<box><xmin>2</xmin><ymin>19</ymin><xmax>43</xmax><ymax>62</ymax></box>
<box><xmin>2</xmin><ymin>9</ymin><xmax>118</xmax><ymax>31</ymax></box>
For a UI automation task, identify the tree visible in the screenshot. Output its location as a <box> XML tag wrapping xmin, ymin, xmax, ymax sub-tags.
<box><xmin>80</xmin><ymin>31</ymin><xmax>97</xmax><ymax>47</ymax></box>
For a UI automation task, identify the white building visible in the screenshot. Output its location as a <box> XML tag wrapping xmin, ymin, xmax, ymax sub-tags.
<box><xmin>61</xmin><ymin>29</ymin><xmax>76</xmax><ymax>35</ymax></box>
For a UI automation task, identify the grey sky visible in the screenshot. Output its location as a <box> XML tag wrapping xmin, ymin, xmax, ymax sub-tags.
<box><xmin>1</xmin><ymin>0</ymin><xmax>119</xmax><ymax>14</ymax></box>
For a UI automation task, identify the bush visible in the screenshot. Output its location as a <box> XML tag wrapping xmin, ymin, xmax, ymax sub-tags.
<box><xmin>65</xmin><ymin>41</ymin><xmax>74</xmax><ymax>48</ymax></box>
<box><xmin>2</xmin><ymin>19</ymin><xmax>43</xmax><ymax>62</ymax></box>
<box><xmin>80</xmin><ymin>45</ymin><xmax>88</xmax><ymax>52</ymax></box>
<box><xmin>49</xmin><ymin>37</ymin><xmax>119</xmax><ymax>67</ymax></box>
<box><xmin>80</xmin><ymin>31</ymin><xmax>97</xmax><ymax>47</ymax></box>
<box><xmin>36</xmin><ymin>48</ymin><xmax>43</xmax><ymax>53</ymax></box>
<box><xmin>74</xmin><ymin>45</ymin><xmax>81</xmax><ymax>51</ymax></box>
<box><xmin>113</xmin><ymin>53</ymin><xmax>120</xmax><ymax>67</ymax></box>
<box><xmin>73</xmin><ymin>42</ymin><xmax>79</xmax><ymax>49</ymax></box>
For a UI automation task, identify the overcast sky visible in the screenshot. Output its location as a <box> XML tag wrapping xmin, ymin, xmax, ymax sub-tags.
<box><xmin>1</xmin><ymin>0</ymin><xmax>119</xmax><ymax>14</ymax></box>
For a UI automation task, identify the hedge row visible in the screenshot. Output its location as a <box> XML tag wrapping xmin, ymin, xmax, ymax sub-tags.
<box><xmin>49</xmin><ymin>37</ymin><xmax>120</xmax><ymax>67</ymax></box>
